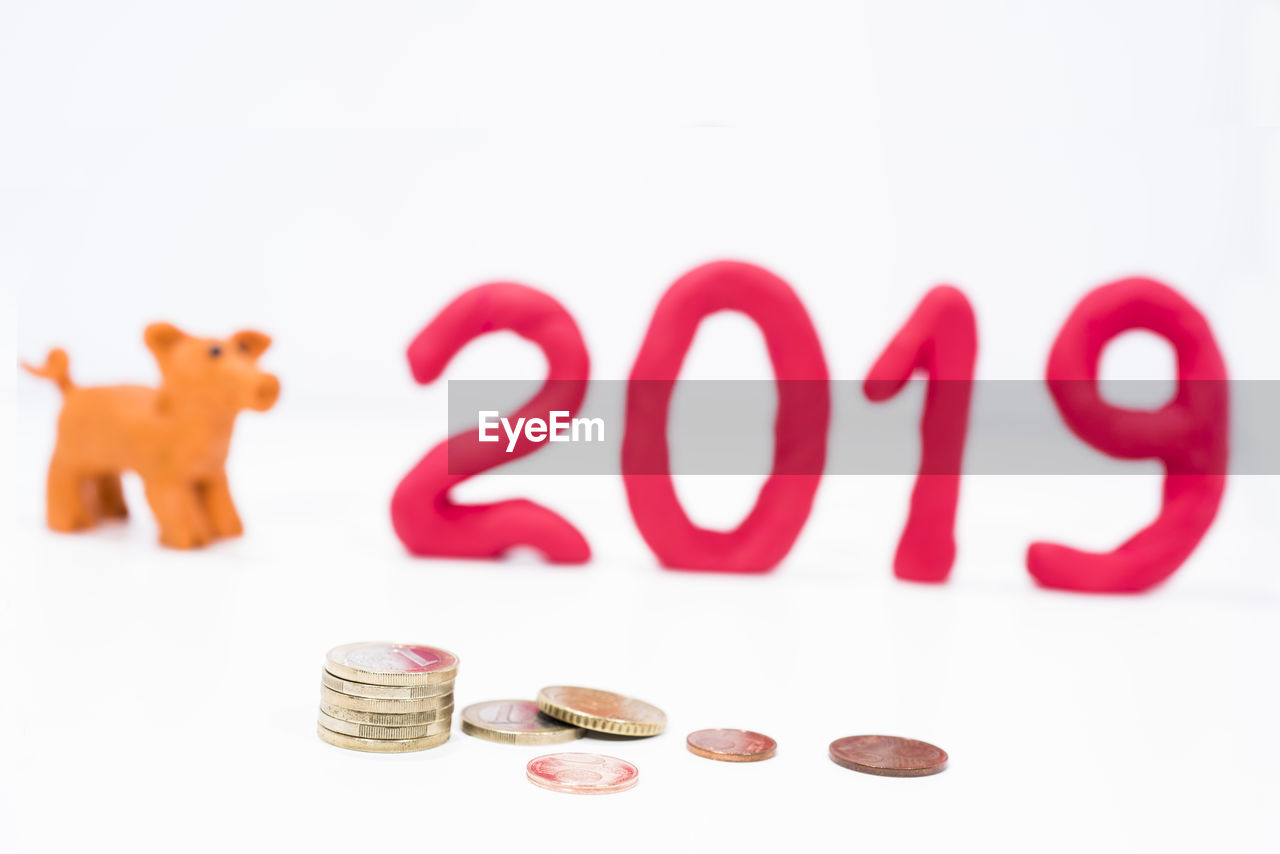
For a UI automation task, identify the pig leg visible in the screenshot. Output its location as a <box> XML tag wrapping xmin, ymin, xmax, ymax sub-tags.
<box><xmin>200</xmin><ymin>472</ymin><xmax>244</xmax><ymax>538</ymax></box>
<box><xmin>144</xmin><ymin>479</ymin><xmax>213</xmax><ymax>548</ymax></box>
<box><xmin>47</xmin><ymin>458</ymin><xmax>95</xmax><ymax>532</ymax></box>
<box><xmin>97</xmin><ymin>473</ymin><xmax>129</xmax><ymax>519</ymax></box>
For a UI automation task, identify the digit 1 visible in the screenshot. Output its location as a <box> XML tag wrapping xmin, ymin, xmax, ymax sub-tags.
<box><xmin>622</xmin><ymin>260</ymin><xmax>829</xmax><ymax>573</ymax></box>
<box><xmin>390</xmin><ymin>282</ymin><xmax>591</xmax><ymax>563</ymax></box>
<box><xmin>864</xmin><ymin>286</ymin><xmax>977</xmax><ymax>582</ymax></box>
<box><xmin>1028</xmin><ymin>277</ymin><xmax>1228</xmax><ymax>592</ymax></box>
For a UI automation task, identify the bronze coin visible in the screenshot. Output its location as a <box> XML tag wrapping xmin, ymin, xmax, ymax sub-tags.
<box><xmin>686</xmin><ymin>729</ymin><xmax>777</xmax><ymax>762</ymax></box>
<box><xmin>536</xmin><ymin>686</ymin><xmax>666</xmax><ymax>737</ymax></box>
<box><xmin>828</xmin><ymin>735</ymin><xmax>948</xmax><ymax>777</ymax></box>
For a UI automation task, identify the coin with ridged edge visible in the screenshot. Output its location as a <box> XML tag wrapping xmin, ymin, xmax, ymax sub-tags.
<box><xmin>536</xmin><ymin>686</ymin><xmax>665</xmax><ymax>737</ymax></box>
<box><xmin>526</xmin><ymin>752</ymin><xmax>639</xmax><ymax>795</ymax></box>
<box><xmin>828</xmin><ymin>735</ymin><xmax>948</xmax><ymax>777</ymax></box>
<box><xmin>320</xmin><ymin>685</ymin><xmax>453</xmax><ymax>715</ymax></box>
<box><xmin>320</xmin><ymin>701</ymin><xmax>454</xmax><ymax>726</ymax></box>
<box><xmin>325</xmin><ymin>642</ymin><xmax>458</xmax><ymax>687</ymax></box>
<box><xmin>321</xmin><ymin>670</ymin><xmax>453</xmax><ymax>700</ymax></box>
<box><xmin>317</xmin><ymin>723</ymin><xmax>450</xmax><ymax>753</ymax></box>
<box><xmin>461</xmin><ymin>700</ymin><xmax>585</xmax><ymax>745</ymax></box>
<box><xmin>318</xmin><ymin>710</ymin><xmax>450</xmax><ymax>740</ymax></box>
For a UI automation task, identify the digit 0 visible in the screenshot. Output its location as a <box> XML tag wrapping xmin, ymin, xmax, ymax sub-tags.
<box><xmin>1027</xmin><ymin>277</ymin><xmax>1229</xmax><ymax>592</ymax></box>
<box><xmin>622</xmin><ymin>261</ymin><xmax>829</xmax><ymax>573</ymax></box>
<box><xmin>390</xmin><ymin>283</ymin><xmax>591</xmax><ymax>563</ymax></box>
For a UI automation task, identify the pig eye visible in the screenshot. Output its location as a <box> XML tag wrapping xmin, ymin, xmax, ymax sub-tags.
<box><xmin>209</xmin><ymin>345</ymin><xmax>223</xmax><ymax>358</ymax></box>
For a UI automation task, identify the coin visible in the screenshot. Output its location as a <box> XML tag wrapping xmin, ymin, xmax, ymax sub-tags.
<box><xmin>325</xmin><ymin>642</ymin><xmax>458</xmax><ymax>686</ymax></box>
<box><xmin>319</xmin><ymin>685</ymin><xmax>453</xmax><ymax>715</ymax></box>
<box><xmin>537</xmin><ymin>686</ymin><xmax>666</xmax><ymax>737</ymax></box>
<box><xmin>320</xmin><ymin>701</ymin><xmax>454</xmax><ymax>726</ymax></box>
<box><xmin>318</xmin><ymin>710</ymin><xmax>451</xmax><ymax>740</ymax></box>
<box><xmin>686</xmin><ymin>729</ymin><xmax>777</xmax><ymax>762</ymax></box>
<box><xmin>460</xmin><ymin>700</ymin><xmax>585</xmax><ymax>746</ymax></box>
<box><xmin>525</xmin><ymin>752</ymin><xmax>639</xmax><ymax>795</ymax></box>
<box><xmin>828</xmin><ymin>735</ymin><xmax>948</xmax><ymax>777</ymax></box>
<box><xmin>321</xmin><ymin>670</ymin><xmax>453</xmax><ymax>700</ymax></box>
<box><xmin>317</xmin><ymin>722</ymin><xmax>450</xmax><ymax>753</ymax></box>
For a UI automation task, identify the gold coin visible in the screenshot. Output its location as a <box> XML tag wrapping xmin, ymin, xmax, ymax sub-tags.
<box><xmin>536</xmin><ymin>686</ymin><xmax>666</xmax><ymax>737</ymax></box>
<box><xmin>320</xmin><ymin>702</ymin><xmax>454</xmax><ymax>726</ymax></box>
<box><xmin>460</xmin><ymin>700</ymin><xmax>585</xmax><ymax>746</ymax></box>
<box><xmin>320</xmin><ymin>685</ymin><xmax>453</xmax><ymax>714</ymax></box>
<box><xmin>318</xmin><ymin>710</ymin><xmax>451</xmax><ymax>740</ymax></box>
<box><xmin>317</xmin><ymin>723</ymin><xmax>450</xmax><ymax>753</ymax></box>
<box><xmin>325</xmin><ymin>642</ymin><xmax>458</xmax><ymax>687</ymax></box>
<box><xmin>321</xmin><ymin>669</ymin><xmax>453</xmax><ymax>700</ymax></box>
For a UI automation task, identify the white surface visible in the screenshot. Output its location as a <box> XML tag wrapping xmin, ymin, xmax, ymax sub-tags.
<box><xmin>2</xmin><ymin>2</ymin><xmax>1279</xmax><ymax>852</ymax></box>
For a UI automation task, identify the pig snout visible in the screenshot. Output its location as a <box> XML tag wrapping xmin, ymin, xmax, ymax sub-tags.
<box><xmin>250</xmin><ymin>373</ymin><xmax>280</xmax><ymax>411</ymax></box>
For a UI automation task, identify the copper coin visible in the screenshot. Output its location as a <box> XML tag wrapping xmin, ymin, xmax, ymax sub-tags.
<box><xmin>537</xmin><ymin>686</ymin><xmax>666</xmax><ymax>737</ymax></box>
<box><xmin>828</xmin><ymin>735</ymin><xmax>948</xmax><ymax>777</ymax></box>
<box><xmin>686</xmin><ymin>729</ymin><xmax>777</xmax><ymax>762</ymax></box>
<box><xmin>525</xmin><ymin>752</ymin><xmax>639</xmax><ymax>795</ymax></box>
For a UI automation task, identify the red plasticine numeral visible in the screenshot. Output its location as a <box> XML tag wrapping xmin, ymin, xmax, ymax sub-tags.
<box><xmin>390</xmin><ymin>283</ymin><xmax>591</xmax><ymax>563</ymax></box>
<box><xmin>864</xmin><ymin>286</ymin><xmax>977</xmax><ymax>582</ymax></box>
<box><xmin>1027</xmin><ymin>278</ymin><xmax>1228</xmax><ymax>592</ymax></box>
<box><xmin>622</xmin><ymin>260</ymin><xmax>830</xmax><ymax>573</ymax></box>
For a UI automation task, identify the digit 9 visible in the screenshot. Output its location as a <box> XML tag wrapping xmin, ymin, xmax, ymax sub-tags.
<box><xmin>1027</xmin><ymin>277</ymin><xmax>1229</xmax><ymax>593</ymax></box>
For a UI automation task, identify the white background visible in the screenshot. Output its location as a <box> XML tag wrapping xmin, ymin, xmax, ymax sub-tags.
<box><xmin>2</xmin><ymin>2</ymin><xmax>1278</xmax><ymax>852</ymax></box>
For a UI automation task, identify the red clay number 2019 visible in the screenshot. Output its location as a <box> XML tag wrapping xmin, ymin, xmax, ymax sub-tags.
<box><xmin>390</xmin><ymin>261</ymin><xmax>1228</xmax><ymax>594</ymax></box>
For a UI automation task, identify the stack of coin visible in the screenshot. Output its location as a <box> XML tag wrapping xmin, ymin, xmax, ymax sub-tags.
<box><xmin>317</xmin><ymin>641</ymin><xmax>458</xmax><ymax>753</ymax></box>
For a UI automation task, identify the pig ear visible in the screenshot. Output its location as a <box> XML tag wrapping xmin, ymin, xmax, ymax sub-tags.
<box><xmin>232</xmin><ymin>330</ymin><xmax>272</xmax><ymax>358</ymax></box>
<box><xmin>145</xmin><ymin>322</ymin><xmax>186</xmax><ymax>355</ymax></box>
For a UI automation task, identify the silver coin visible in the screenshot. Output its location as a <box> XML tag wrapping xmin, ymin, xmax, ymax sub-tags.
<box><xmin>318</xmin><ymin>710</ymin><xmax>450</xmax><ymax>740</ymax></box>
<box><xmin>317</xmin><ymin>723</ymin><xmax>450</xmax><ymax>753</ymax></box>
<box><xmin>320</xmin><ymin>701</ymin><xmax>454</xmax><ymax>726</ymax></box>
<box><xmin>319</xmin><ymin>685</ymin><xmax>453</xmax><ymax>714</ymax></box>
<box><xmin>461</xmin><ymin>699</ymin><xmax>584</xmax><ymax>746</ymax></box>
<box><xmin>325</xmin><ymin>641</ymin><xmax>458</xmax><ymax>686</ymax></box>
<box><xmin>321</xmin><ymin>670</ymin><xmax>453</xmax><ymax>700</ymax></box>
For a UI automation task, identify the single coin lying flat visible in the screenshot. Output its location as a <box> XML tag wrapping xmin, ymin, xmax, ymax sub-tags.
<box><xmin>537</xmin><ymin>686</ymin><xmax>666</xmax><ymax>737</ymax></box>
<box><xmin>321</xmin><ymin>669</ymin><xmax>454</xmax><ymax>700</ymax></box>
<box><xmin>686</xmin><ymin>728</ymin><xmax>777</xmax><ymax>762</ymax></box>
<box><xmin>325</xmin><ymin>642</ymin><xmax>458</xmax><ymax>687</ymax></box>
<box><xmin>318</xmin><ymin>710</ymin><xmax>451</xmax><ymax>740</ymax></box>
<box><xmin>319</xmin><ymin>685</ymin><xmax>454</xmax><ymax>715</ymax></box>
<box><xmin>317</xmin><ymin>723</ymin><xmax>450</xmax><ymax>753</ymax></box>
<box><xmin>319</xmin><ymin>701</ymin><xmax>454</xmax><ymax>727</ymax></box>
<box><xmin>526</xmin><ymin>752</ymin><xmax>639</xmax><ymax>795</ymax></box>
<box><xmin>461</xmin><ymin>699</ymin><xmax>585</xmax><ymax>746</ymax></box>
<box><xmin>828</xmin><ymin>735</ymin><xmax>948</xmax><ymax>777</ymax></box>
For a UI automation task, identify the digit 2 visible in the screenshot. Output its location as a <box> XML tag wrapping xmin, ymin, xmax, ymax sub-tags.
<box><xmin>390</xmin><ymin>283</ymin><xmax>591</xmax><ymax>563</ymax></box>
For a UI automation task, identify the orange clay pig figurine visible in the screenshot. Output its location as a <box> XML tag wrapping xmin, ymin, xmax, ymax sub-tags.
<box><xmin>22</xmin><ymin>323</ymin><xmax>279</xmax><ymax>548</ymax></box>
